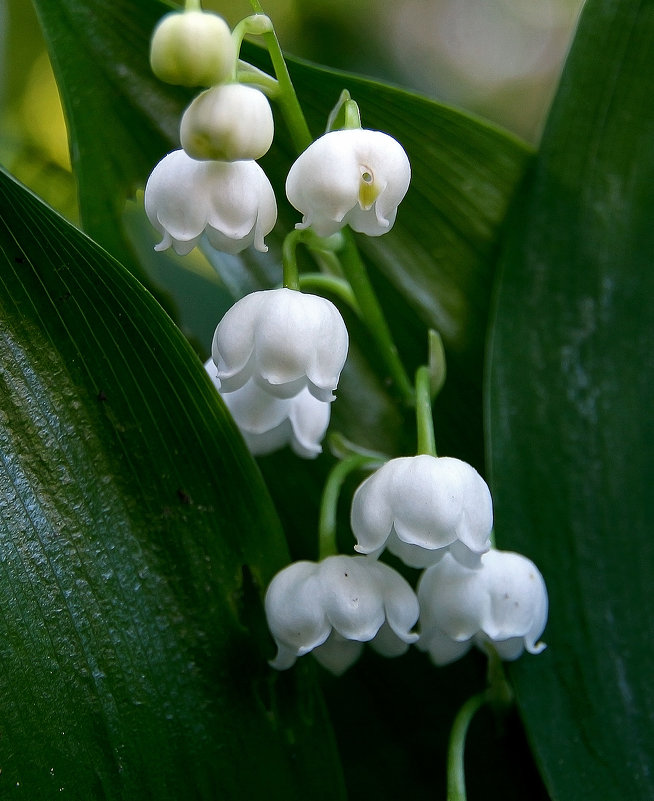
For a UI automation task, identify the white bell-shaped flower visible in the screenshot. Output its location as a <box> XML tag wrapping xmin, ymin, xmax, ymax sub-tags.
<box><xmin>417</xmin><ymin>549</ymin><xmax>548</xmax><ymax>665</ymax></box>
<box><xmin>180</xmin><ymin>84</ymin><xmax>274</xmax><ymax>161</ymax></box>
<box><xmin>265</xmin><ymin>555</ymin><xmax>419</xmax><ymax>674</ymax></box>
<box><xmin>351</xmin><ymin>455</ymin><xmax>493</xmax><ymax>568</ymax></box>
<box><xmin>204</xmin><ymin>360</ymin><xmax>331</xmax><ymax>458</ymax></box>
<box><xmin>149</xmin><ymin>10</ymin><xmax>236</xmax><ymax>88</ymax></box>
<box><xmin>211</xmin><ymin>288</ymin><xmax>349</xmax><ymax>402</ymax></box>
<box><xmin>144</xmin><ymin>149</ymin><xmax>276</xmax><ymax>255</ymax></box>
<box><xmin>285</xmin><ymin>128</ymin><xmax>411</xmax><ymax>237</ymax></box>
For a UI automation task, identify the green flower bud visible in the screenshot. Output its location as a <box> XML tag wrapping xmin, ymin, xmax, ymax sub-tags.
<box><xmin>149</xmin><ymin>10</ymin><xmax>236</xmax><ymax>87</ymax></box>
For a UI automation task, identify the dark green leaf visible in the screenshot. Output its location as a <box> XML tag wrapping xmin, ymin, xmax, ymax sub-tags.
<box><xmin>487</xmin><ymin>1</ymin><xmax>654</xmax><ymax>798</ymax></box>
<box><xmin>0</xmin><ymin>166</ymin><xmax>345</xmax><ymax>800</ymax></box>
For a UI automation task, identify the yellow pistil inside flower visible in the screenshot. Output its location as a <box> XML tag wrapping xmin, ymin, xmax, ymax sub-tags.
<box><xmin>358</xmin><ymin>166</ymin><xmax>381</xmax><ymax>210</ymax></box>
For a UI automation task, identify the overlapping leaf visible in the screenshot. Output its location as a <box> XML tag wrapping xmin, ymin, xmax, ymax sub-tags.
<box><xmin>0</xmin><ymin>167</ymin><xmax>345</xmax><ymax>800</ymax></box>
<box><xmin>487</xmin><ymin>1</ymin><xmax>654</xmax><ymax>798</ymax></box>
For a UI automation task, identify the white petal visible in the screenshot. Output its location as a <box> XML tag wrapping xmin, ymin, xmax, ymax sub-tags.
<box><xmin>204</xmin><ymin>160</ymin><xmax>277</xmax><ymax>250</ymax></box>
<box><xmin>205</xmin><ymin>364</ymin><xmax>331</xmax><ymax>459</ymax></box>
<box><xmin>351</xmin><ymin>455</ymin><xmax>493</xmax><ymax>562</ymax></box>
<box><xmin>286</xmin><ymin>132</ymin><xmax>361</xmax><ymax>233</ymax></box>
<box><xmin>180</xmin><ymin>84</ymin><xmax>274</xmax><ymax>162</ymax></box>
<box><xmin>213</xmin><ymin>289</ymin><xmax>347</xmax><ymax>401</ymax></box>
<box><xmin>317</xmin><ymin>555</ymin><xmax>385</xmax><ymax>642</ymax></box>
<box><xmin>285</xmin><ymin>129</ymin><xmax>410</xmax><ymax>237</ymax></box>
<box><xmin>385</xmin><ymin>530</ymin><xmax>445</xmax><ymax>569</ymax></box>
<box><xmin>219</xmin><ymin>379</ymin><xmax>291</xmax><ymax>433</ymax></box>
<box><xmin>344</xmin><ymin>203</ymin><xmax>398</xmax><ymax>237</ymax></box>
<box><xmin>264</xmin><ymin>561</ymin><xmax>331</xmax><ymax>662</ymax></box>
<box><xmin>417</xmin><ymin>626</ymin><xmax>473</xmax><ymax>666</ymax></box>
<box><xmin>287</xmin><ymin>389</ymin><xmax>331</xmax><ymax>458</ymax></box>
<box><xmin>370</xmin><ymin>560</ymin><xmax>419</xmax><ymax>644</ymax></box>
<box><xmin>144</xmin><ymin>150</ymin><xmax>209</xmax><ymax>251</ymax></box>
<box><xmin>269</xmin><ymin>642</ymin><xmax>301</xmax><ymax>671</ymax></box>
<box><xmin>476</xmin><ymin>550</ymin><xmax>548</xmax><ymax>651</ymax></box>
<box><xmin>350</xmin><ymin>468</ymin><xmax>395</xmax><ymax>555</ymax></box>
<box><xmin>145</xmin><ymin>152</ymin><xmax>276</xmax><ymax>257</ymax></box>
<box><xmin>478</xmin><ymin>635</ymin><xmax>526</xmax><ymax>661</ymax></box>
<box><xmin>417</xmin><ymin>553</ymin><xmax>489</xmax><ymax>642</ymax></box>
<box><xmin>418</xmin><ymin>549</ymin><xmax>548</xmax><ymax>663</ymax></box>
<box><xmin>211</xmin><ymin>291</ymin><xmax>270</xmax><ymax>392</ymax></box>
<box><xmin>312</xmin><ymin>632</ymin><xmax>364</xmax><ymax>675</ymax></box>
<box><xmin>253</xmin><ymin>290</ymin><xmax>348</xmax><ymax>401</ymax></box>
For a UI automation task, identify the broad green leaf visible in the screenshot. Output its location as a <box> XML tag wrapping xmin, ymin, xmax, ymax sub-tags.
<box><xmin>487</xmin><ymin>0</ymin><xmax>654</xmax><ymax>798</ymax></box>
<box><xmin>31</xmin><ymin>0</ymin><xmax>531</xmax><ymax>466</ymax></box>
<box><xmin>0</xmin><ymin>166</ymin><xmax>345</xmax><ymax>800</ymax></box>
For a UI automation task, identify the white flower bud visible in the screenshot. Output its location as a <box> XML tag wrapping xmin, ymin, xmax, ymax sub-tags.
<box><xmin>265</xmin><ymin>555</ymin><xmax>419</xmax><ymax>674</ymax></box>
<box><xmin>180</xmin><ymin>84</ymin><xmax>275</xmax><ymax>161</ymax></box>
<box><xmin>417</xmin><ymin>550</ymin><xmax>548</xmax><ymax>665</ymax></box>
<box><xmin>144</xmin><ymin>149</ymin><xmax>276</xmax><ymax>255</ymax></box>
<box><xmin>285</xmin><ymin>128</ymin><xmax>411</xmax><ymax>237</ymax></box>
<box><xmin>149</xmin><ymin>10</ymin><xmax>236</xmax><ymax>87</ymax></box>
<box><xmin>211</xmin><ymin>288</ymin><xmax>349</xmax><ymax>402</ymax></box>
<box><xmin>204</xmin><ymin>361</ymin><xmax>331</xmax><ymax>458</ymax></box>
<box><xmin>351</xmin><ymin>455</ymin><xmax>493</xmax><ymax>568</ymax></box>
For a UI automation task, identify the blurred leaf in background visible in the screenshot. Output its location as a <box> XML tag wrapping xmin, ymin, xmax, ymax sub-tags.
<box><xmin>487</xmin><ymin>0</ymin><xmax>654</xmax><ymax>798</ymax></box>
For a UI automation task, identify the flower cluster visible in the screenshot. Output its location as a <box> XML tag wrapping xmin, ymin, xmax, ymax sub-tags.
<box><xmin>205</xmin><ymin>288</ymin><xmax>348</xmax><ymax>457</ymax></box>
<box><xmin>145</xmin><ymin>9</ymin><xmax>410</xmax><ymax>260</ymax></box>
<box><xmin>144</xmin><ymin>8</ymin><xmax>411</xmax><ymax>460</ymax></box>
<box><xmin>265</xmin><ymin>452</ymin><xmax>548</xmax><ymax>674</ymax></box>
<box><xmin>265</xmin><ymin>555</ymin><xmax>419</xmax><ymax>675</ymax></box>
<box><xmin>144</xmin><ymin>6</ymin><xmax>547</xmax><ymax>686</ymax></box>
<box><xmin>145</xmin><ymin>9</ymin><xmax>277</xmax><ymax>256</ymax></box>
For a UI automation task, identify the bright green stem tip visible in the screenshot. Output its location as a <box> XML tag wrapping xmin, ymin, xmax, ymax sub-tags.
<box><xmin>415</xmin><ymin>364</ymin><xmax>437</xmax><ymax>457</ymax></box>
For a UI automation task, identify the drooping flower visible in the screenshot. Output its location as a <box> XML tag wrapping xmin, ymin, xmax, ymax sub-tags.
<box><xmin>211</xmin><ymin>288</ymin><xmax>349</xmax><ymax>402</ymax></box>
<box><xmin>350</xmin><ymin>455</ymin><xmax>493</xmax><ymax>568</ymax></box>
<box><xmin>144</xmin><ymin>150</ymin><xmax>276</xmax><ymax>255</ymax></box>
<box><xmin>204</xmin><ymin>361</ymin><xmax>331</xmax><ymax>458</ymax></box>
<box><xmin>265</xmin><ymin>555</ymin><xmax>419</xmax><ymax>674</ymax></box>
<box><xmin>285</xmin><ymin>128</ymin><xmax>411</xmax><ymax>237</ymax></box>
<box><xmin>417</xmin><ymin>550</ymin><xmax>548</xmax><ymax>665</ymax></box>
<box><xmin>149</xmin><ymin>10</ymin><xmax>236</xmax><ymax>88</ymax></box>
<box><xmin>180</xmin><ymin>84</ymin><xmax>275</xmax><ymax>161</ymax></box>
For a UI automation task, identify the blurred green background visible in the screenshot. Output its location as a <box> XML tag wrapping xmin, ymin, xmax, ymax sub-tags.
<box><xmin>1</xmin><ymin>0</ymin><xmax>583</xmax><ymax>224</ymax></box>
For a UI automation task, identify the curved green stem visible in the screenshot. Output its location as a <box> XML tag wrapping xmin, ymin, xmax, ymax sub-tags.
<box><xmin>185</xmin><ymin>0</ymin><xmax>202</xmax><ymax>10</ymax></box>
<box><xmin>247</xmin><ymin>1</ymin><xmax>312</xmax><ymax>152</ymax></box>
<box><xmin>415</xmin><ymin>365</ymin><xmax>437</xmax><ymax>457</ymax></box>
<box><xmin>339</xmin><ymin>232</ymin><xmax>415</xmax><ymax>406</ymax></box>
<box><xmin>327</xmin><ymin>432</ymin><xmax>389</xmax><ymax>463</ymax></box>
<box><xmin>235</xmin><ymin>60</ymin><xmax>279</xmax><ymax>95</ymax></box>
<box><xmin>447</xmin><ymin>692</ymin><xmax>487</xmax><ymax>801</ymax></box>
<box><xmin>281</xmin><ymin>230</ymin><xmax>301</xmax><ymax>290</ymax></box>
<box><xmin>318</xmin><ymin>454</ymin><xmax>381</xmax><ymax>559</ymax></box>
<box><xmin>298</xmin><ymin>273</ymin><xmax>361</xmax><ymax>315</ymax></box>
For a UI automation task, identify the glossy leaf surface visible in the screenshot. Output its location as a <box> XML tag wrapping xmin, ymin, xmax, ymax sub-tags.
<box><xmin>487</xmin><ymin>1</ymin><xmax>654</xmax><ymax>798</ymax></box>
<box><xmin>0</xmin><ymin>167</ymin><xmax>345</xmax><ymax>800</ymax></box>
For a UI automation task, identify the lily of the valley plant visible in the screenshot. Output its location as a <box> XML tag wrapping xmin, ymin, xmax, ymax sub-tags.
<box><xmin>143</xmin><ymin>3</ymin><xmax>549</xmax><ymax>799</ymax></box>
